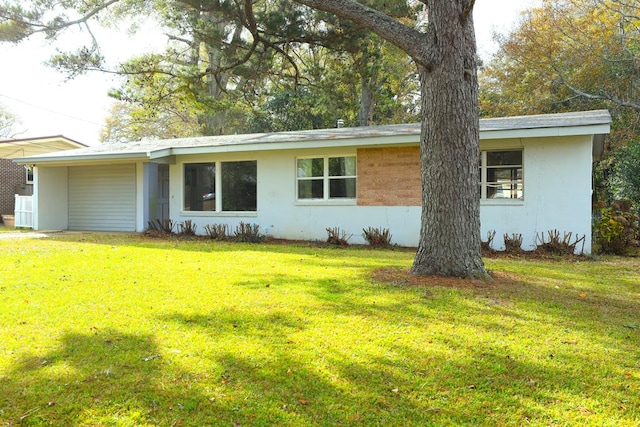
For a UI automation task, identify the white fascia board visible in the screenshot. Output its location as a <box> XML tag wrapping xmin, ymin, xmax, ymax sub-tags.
<box><xmin>13</xmin><ymin>152</ymin><xmax>149</xmax><ymax>165</ymax></box>
<box><xmin>480</xmin><ymin>123</ymin><xmax>611</xmax><ymax>140</ymax></box>
<box><xmin>152</xmin><ymin>134</ymin><xmax>421</xmax><ymax>157</ymax></box>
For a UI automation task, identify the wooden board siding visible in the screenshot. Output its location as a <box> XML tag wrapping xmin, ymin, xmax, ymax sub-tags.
<box><xmin>356</xmin><ymin>147</ymin><xmax>421</xmax><ymax>206</ymax></box>
<box><xmin>68</xmin><ymin>164</ymin><xmax>136</xmax><ymax>231</ymax></box>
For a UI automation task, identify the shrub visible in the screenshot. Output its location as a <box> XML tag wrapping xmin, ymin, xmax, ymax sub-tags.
<box><xmin>147</xmin><ymin>218</ymin><xmax>175</xmax><ymax>235</ymax></box>
<box><xmin>204</xmin><ymin>223</ymin><xmax>230</xmax><ymax>241</ymax></box>
<box><xmin>595</xmin><ymin>205</ymin><xmax>640</xmax><ymax>255</ymax></box>
<box><xmin>535</xmin><ymin>230</ymin><xmax>585</xmax><ymax>256</ymax></box>
<box><xmin>481</xmin><ymin>230</ymin><xmax>496</xmax><ymax>252</ymax></box>
<box><xmin>362</xmin><ymin>227</ymin><xmax>392</xmax><ymax>247</ymax></box>
<box><xmin>178</xmin><ymin>220</ymin><xmax>197</xmax><ymax>236</ymax></box>
<box><xmin>503</xmin><ymin>233</ymin><xmax>523</xmax><ymax>253</ymax></box>
<box><xmin>326</xmin><ymin>227</ymin><xmax>350</xmax><ymax>246</ymax></box>
<box><xmin>233</xmin><ymin>222</ymin><xmax>264</xmax><ymax>243</ymax></box>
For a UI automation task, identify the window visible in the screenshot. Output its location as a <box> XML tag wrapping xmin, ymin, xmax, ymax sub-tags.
<box><xmin>479</xmin><ymin>150</ymin><xmax>523</xmax><ymax>200</ymax></box>
<box><xmin>297</xmin><ymin>156</ymin><xmax>356</xmax><ymax>200</ymax></box>
<box><xmin>184</xmin><ymin>161</ymin><xmax>257</xmax><ymax>212</ymax></box>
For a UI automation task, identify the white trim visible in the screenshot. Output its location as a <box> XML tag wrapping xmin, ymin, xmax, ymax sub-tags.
<box><xmin>295</xmin><ymin>154</ymin><xmax>357</xmax><ymax>202</ymax></box>
<box><xmin>179</xmin><ymin>211</ymin><xmax>258</xmax><ymax>218</ymax></box>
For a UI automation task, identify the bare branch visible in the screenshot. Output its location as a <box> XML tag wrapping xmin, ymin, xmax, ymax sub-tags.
<box><xmin>564</xmin><ymin>82</ymin><xmax>640</xmax><ymax>111</ymax></box>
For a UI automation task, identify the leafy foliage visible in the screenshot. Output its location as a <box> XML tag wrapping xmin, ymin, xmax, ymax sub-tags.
<box><xmin>595</xmin><ymin>205</ymin><xmax>640</xmax><ymax>254</ymax></box>
<box><xmin>480</xmin><ymin>0</ymin><xmax>640</xmax><ymax>147</ymax></box>
<box><xmin>610</xmin><ymin>138</ymin><xmax>640</xmax><ymax>210</ymax></box>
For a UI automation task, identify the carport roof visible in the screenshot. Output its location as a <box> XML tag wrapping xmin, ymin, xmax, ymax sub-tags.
<box><xmin>14</xmin><ymin>110</ymin><xmax>611</xmax><ymax>165</ymax></box>
<box><xmin>0</xmin><ymin>135</ymin><xmax>86</xmax><ymax>160</ymax></box>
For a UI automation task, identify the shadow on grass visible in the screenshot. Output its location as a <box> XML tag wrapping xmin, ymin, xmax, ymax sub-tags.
<box><xmin>0</xmin><ymin>329</ymin><xmax>278</xmax><ymax>426</ymax></box>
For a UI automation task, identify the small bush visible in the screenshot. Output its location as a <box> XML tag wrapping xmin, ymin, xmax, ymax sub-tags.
<box><xmin>147</xmin><ymin>218</ymin><xmax>176</xmax><ymax>235</ymax></box>
<box><xmin>503</xmin><ymin>233</ymin><xmax>523</xmax><ymax>253</ymax></box>
<box><xmin>178</xmin><ymin>220</ymin><xmax>197</xmax><ymax>236</ymax></box>
<box><xmin>362</xmin><ymin>227</ymin><xmax>392</xmax><ymax>247</ymax></box>
<box><xmin>204</xmin><ymin>223</ymin><xmax>229</xmax><ymax>241</ymax></box>
<box><xmin>234</xmin><ymin>222</ymin><xmax>264</xmax><ymax>243</ymax></box>
<box><xmin>535</xmin><ymin>230</ymin><xmax>585</xmax><ymax>256</ymax></box>
<box><xmin>481</xmin><ymin>230</ymin><xmax>496</xmax><ymax>252</ymax></box>
<box><xmin>326</xmin><ymin>227</ymin><xmax>350</xmax><ymax>246</ymax></box>
<box><xmin>595</xmin><ymin>205</ymin><xmax>640</xmax><ymax>255</ymax></box>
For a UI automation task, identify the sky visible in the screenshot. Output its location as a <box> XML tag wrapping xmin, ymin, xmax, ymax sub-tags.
<box><xmin>0</xmin><ymin>0</ymin><xmax>537</xmax><ymax>146</ymax></box>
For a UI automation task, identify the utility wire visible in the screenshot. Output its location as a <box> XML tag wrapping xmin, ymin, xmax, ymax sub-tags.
<box><xmin>0</xmin><ymin>92</ymin><xmax>105</xmax><ymax>127</ymax></box>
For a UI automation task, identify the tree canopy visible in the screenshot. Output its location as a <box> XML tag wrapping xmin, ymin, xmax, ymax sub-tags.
<box><xmin>480</xmin><ymin>0</ymin><xmax>639</xmax><ymax>209</ymax></box>
<box><xmin>480</xmin><ymin>0</ymin><xmax>639</xmax><ymax>146</ymax></box>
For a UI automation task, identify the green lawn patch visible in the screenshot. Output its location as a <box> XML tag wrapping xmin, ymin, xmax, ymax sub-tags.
<box><xmin>0</xmin><ymin>233</ymin><xmax>638</xmax><ymax>426</ymax></box>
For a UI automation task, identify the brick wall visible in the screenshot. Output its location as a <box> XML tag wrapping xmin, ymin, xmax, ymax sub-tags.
<box><xmin>357</xmin><ymin>146</ymin><xmax>421</xmax><ymax>206</ymax></box>
<box><xmin>0</xmin><ymin>159</ymin><xmax>29</xmax><ymax>217</ymax></box>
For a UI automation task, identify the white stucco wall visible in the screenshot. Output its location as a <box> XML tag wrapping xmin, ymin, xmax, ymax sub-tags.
<box><xmin>168</xmin><ymin>134</ymin><xmax>594</xmax><ymax>252</ymax></box>
<box><xmin>33</xmin><ymin>166</ymin><xmax>69</xmax><ymax>231</ymax></box>
<box><xmin>479</xmin><ymin>135</ymin><xmax>593</xmax><ymax>252</ymax></box>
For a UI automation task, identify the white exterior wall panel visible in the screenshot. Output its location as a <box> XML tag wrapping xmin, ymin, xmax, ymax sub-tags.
<box><xmin>169</xmin><ymin>135</ymin><xmax>594</xmax><ymax>252</ymax></box>
<box><xmin>68</xmin><ymin>164</ymin><xmax>137</xmax><ymax>231</ymax></box>
<box><xmin>480</xmin><ymin>135</ymin><xmax>593</xmax><ymax>251</ymax></box>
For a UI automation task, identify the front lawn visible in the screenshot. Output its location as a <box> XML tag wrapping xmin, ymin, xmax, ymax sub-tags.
<box><xmin>0</xmin><ymin>233</ymin><xmax>638</xmax><ymax>426</ymax></box>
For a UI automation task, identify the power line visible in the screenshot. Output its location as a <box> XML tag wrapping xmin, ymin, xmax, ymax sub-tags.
<box><xmin>0</xmin><ymin>92</ymin><xmax>106</xmax><ymax>128</ymax></box>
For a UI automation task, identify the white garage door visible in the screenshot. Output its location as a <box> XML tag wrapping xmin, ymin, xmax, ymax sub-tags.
<box><xmin>69</xmin><ymin>164</ymin><xmax>136</xmax><ymax>231</ymax></box>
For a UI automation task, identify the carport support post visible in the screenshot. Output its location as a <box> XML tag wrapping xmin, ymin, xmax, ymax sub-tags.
<box><xmin>137</xmin><ymin>162</ymin><xmax>161</xmax><ymax>232</ymax></box>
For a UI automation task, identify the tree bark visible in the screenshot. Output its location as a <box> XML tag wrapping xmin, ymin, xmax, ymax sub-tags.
<box><xmin>358</xmin><ymin>75</ymin><xmax>375</xmax><ymax>126</ymax></box>
<box><xmin>411</xmin><ymin>1</ymin><xmax>487</xmax><ymax>278</ymax></box>
<box><xmin>295</xmin><ymin>0</ymin><xmax>488</xmax><ymax>278</ymax></box>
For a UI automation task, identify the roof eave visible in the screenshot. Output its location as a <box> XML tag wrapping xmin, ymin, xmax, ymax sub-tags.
<box><xmin>14</xmin><ymin>152</ymin><xmax>149</xmax><ymax>165</ymax></box>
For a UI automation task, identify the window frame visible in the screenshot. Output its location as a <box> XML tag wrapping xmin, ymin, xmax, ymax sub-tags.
<box><xmin>182</xmin><ymin>160</ymin><xmax>258</xmax><ymax>214</ymax></box>
<box><xmin>479</xmin><ymin>149</ymin><xmax>524</xmax><ymax>202</ymax></box>
<box><xmin>295</xmin><ymin>155</ymin><xmax>357</xmax><ymax>203</ymax></box>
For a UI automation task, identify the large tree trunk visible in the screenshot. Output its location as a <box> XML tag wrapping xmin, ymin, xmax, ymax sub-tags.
<box><xmin>410</xmin><ymin>2</ymin><xmax>487</xmax><ymax>278</ymax></box>
<box><xmin>278</xmin><ymin>0</ymin><xmax>489</xmax><ymax>277</ymax></box>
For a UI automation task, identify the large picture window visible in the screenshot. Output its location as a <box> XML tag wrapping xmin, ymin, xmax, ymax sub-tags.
<box><xmin>184</xmin><ymin>161</ymin><xmax>257</xmax><ymax>212</ymax></box>
<box><xmin>479</xmin><ymin>150</ymin><xmax>523</xmax><ymax>200</ymax></box>
<box><xmin>297</xmin><ymin>156</ymin><xmax>356</xmax><ymax>200</ymax></box>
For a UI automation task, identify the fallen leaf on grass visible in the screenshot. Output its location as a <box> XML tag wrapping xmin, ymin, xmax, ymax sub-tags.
<box><xmin>143</xmin><ymin>354</ymin><xmax>161</xmax><ymax>361</ymax></box>
<box><xmin>561</xmin><ymin>340</ymin><xmax>578</xmax><ymax>345</ymax></box>
<box><xmin>298</xmin><ymin>398</ymin><xmax>309</xmax><ymax>405</ymax></box>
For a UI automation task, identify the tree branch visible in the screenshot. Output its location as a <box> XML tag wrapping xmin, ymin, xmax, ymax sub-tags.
<box><xmin>564</xmin><ymin>82</ymin><xmax>640</xmax><ymax>111</ymax></box>
<box><xmin>292</xmin><ymin>0</ymin><xmax>434</xmax><ymax>68</ymax></box>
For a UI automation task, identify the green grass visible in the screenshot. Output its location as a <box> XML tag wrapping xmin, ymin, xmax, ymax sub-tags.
<box><xmin>0</xmin><ymin>233</ymin><xmax>638</xmax><ymax>426</ymax></box>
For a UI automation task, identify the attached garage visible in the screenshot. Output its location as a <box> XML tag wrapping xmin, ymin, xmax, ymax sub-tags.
<box><xmin>68</xmin><ymin>164</ymin><xmax>137</xmax><ymax>231</ymax></box>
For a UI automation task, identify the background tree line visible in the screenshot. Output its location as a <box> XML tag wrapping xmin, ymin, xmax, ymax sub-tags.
<box><xmin>479</xmin><ymin>0</ymin><xmax>640</xmax><ymax>210</ymax></box>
